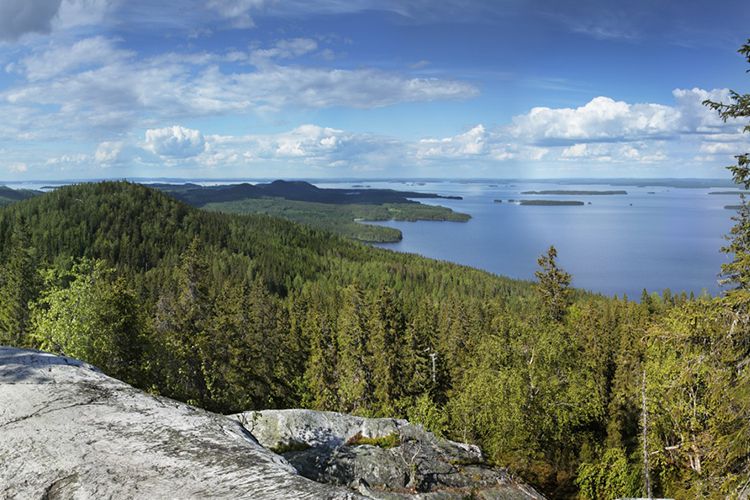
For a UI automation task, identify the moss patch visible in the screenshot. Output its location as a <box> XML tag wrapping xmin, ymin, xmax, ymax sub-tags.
<box><xmin>346</xmin><ymin>432</ymin><xmax>401</xmax><ymax>449</ymax></box>
<box><xmin>270</xmin><ymin>440</ymin><xmax>311</xmax><ymax>454</ymax></box>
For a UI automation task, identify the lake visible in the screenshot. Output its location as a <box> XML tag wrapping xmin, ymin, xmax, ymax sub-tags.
<box><xmin>319</xmin><ymin>180</ymin><xmax>737</xmax><ymax>298</ymax></box>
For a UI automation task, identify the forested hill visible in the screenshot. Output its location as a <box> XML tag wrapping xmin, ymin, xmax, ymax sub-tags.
<box><xmin>0</xmin><ymin>181</ymin><xmax>748</xmax><ymax>498</ymax></box>
<box><xmin>151</xmin><ymin>179</ymin><xmax>462</xmax><ymax>207</ymax></box>
<box><xmin>0</xmin><ymin>185</ymin><xmax>40</xmax><ymax>207</ymax></box>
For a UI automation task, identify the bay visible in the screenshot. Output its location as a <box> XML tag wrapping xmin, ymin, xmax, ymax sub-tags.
<box><xmin>320</xmin><ymin>180</ymin><xmax>737</xmax><ymax>299</ymax></box>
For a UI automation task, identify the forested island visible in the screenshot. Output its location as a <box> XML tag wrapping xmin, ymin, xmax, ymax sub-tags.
<box><xmin>709</xmin><ymin>191</ymin><xmax>748</xmax><ymax>195</ymax></box>
<box><xmin>519</xmin><ymin>199</ymin><xmax>585</xmax><ymax>206</ymax></box>
<box><xmin>520</xmin><ymin>190</ymin><xmax>627</xmax><ymax>195</ymax></box>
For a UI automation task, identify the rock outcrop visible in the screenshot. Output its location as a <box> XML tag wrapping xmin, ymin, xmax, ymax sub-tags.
<box><xmin>0</xmin><ymin>347</ymin><xmax>542</xmax><ymax>499</ymax></box>
<box><xmin>233</xmin><ymin>409</ymin><xmax>543</xmax><ymax>499</ymax></box>
<box><xmin>0</xmin><ymin>347</ymin><xmax>356</xmax><ymax>499</ymax></box>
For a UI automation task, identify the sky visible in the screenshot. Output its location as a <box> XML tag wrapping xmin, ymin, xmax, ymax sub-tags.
<box><xmin>0</xmin><ymin>0</ymin><xmax>749</xmax><ymax>181</ymax></box>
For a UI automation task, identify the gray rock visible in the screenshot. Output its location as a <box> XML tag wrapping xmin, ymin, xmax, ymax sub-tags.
<box><xmin>0</xmin><ymin>347</ymin><xmax>359</xmax><ymax>499</ymax></box>
<box><xmin>233</xmin><ymin>409</ymin><xmax>544</xmax><ymax>499</ymax></box>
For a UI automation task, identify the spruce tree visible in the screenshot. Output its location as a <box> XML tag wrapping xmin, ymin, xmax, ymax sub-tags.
<box><xmin>154</xmin><ymin>238</ymin><xmax>212</xmax><ymax>406</ymax></box>
<box><xmin>0</xmin><ymin>218</ymin><xmax>37</xmax><ymax>346</ymax></box>
<box><xmin>703</xmin><ymin>40</ymin><xmax>750</xmax><ymax>300</ymax></box>
<box><xmin>535</xmin><ymin>245</ymin><xmax>572</xmax><ymax>322</ymax></box>
<box><xmin>367</xmin><ymin>286</ymin><xmax>404</xmax><ymax>415</ymax></box>
<box><xmin>336</xmin><ymin>284</ymin><xmax>372</xmax><ymax>414</ymax></box>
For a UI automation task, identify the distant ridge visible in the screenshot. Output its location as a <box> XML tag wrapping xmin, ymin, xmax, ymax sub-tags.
<box><xmin>150</xmin><ymin>180</ymin><xmax>462</xmax><ymax>207</ymax></box>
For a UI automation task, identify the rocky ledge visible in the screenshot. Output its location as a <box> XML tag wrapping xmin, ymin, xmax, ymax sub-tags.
<box><xmin>0</xmin><ymin>347</ymin><xmax>354</xmax><ymax>499</ymax></box>
<box><xmin>0</xmin><ymin>347</ymin><xmax>542</xmax><ymax>499</ymax></box>
<box><xmin>233</xmin><ymin>409</ymin><xmax>543</xmax><ymax>499</ymax></box>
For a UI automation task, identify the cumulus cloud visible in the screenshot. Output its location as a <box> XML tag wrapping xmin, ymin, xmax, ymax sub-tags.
<box><xmin>0</xmin><ymin>0</ymin><xmax>62</xmax><ymax>41</ymax></box>
<box><xmin>509</xmin><ymin>96</ymin><xmax>680</xmax><ymax>144</ymax></box>
<box><xmin>95</xmin><ymin>140</ymin><xmax>124</xmax><ymax>163</ymax></box>
<box><xmin>508</xmin><ymin>89</ymin><xmax>743</xmax><ymax>147</ymax></box>
<box><xmin>144</xmin><ymin>126</ymin><xmax>206</xmax><ymax>158</ymax></box>
<box><xmin>417</xmin><ymin>125</ymin><xmax>487</xmax><ymax>158</ymax></box>
<box><xmin>198</xmin><ymin>124</ymin><xmax>407</xmax><ymax>172</ymax></box>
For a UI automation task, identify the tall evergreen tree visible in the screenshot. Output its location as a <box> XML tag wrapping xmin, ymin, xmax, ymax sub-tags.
<box><xmin>153</xmin><ymin>238</ymin><xmax>212</xmax><ymax>406</ymax></box>
<box><xmin>0</xmin><ymin>218</ymin><xmax>37</xmax><ymax>346</ymax></box>
<box><xmin>302</xmin><ymin>306</ymin><xmax>339</xmax><ymax>410</ymax></box>
<box><xmin>367</xmin><ymin>286</ymin><xmax>405</xmax><ymax>415</ymax></box>
<box><xmin>704</xmin><ymin>40</ymin><xmax>750</xmax><ymax>299</ymax></box>
<box><xmin>336</xmin><ymin>284</ymin><xmax>372</xmax><ymax>413</ymax></box>
<box><xmin>535</xmin><ymin>245</ymin><xmax>572</xmax><ymax>322</ymax></box>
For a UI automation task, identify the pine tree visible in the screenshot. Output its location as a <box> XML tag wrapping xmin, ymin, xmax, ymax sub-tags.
<box><xmin>535</xmin><ymin>245</ymin><xmax>572</xmax><ymax>322</ymax></box>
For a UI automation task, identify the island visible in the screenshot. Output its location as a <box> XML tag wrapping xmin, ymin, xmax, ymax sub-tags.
<box><xmin>709</xmin><ymin>191</ymin><xmax>749</xmax><ymax>195</ymax></box>
<box><xmin>521</xmin><ymin>190</ymin><xmax>627</xmax><ymax>195</ymax></box>
<box><xmin>151</xmin><ymin>180</ymin><xmax>470</xmax><ymax>243</ymax></box>
<box><xmin>519</xmin><ymin>200</ymin><xmax>585</xmax><ymax>206</ymax></box>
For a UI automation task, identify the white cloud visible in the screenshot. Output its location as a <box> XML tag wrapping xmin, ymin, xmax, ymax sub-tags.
<box><xmin>53</xmin><ymin>0</ymin><xmax>115</xmax><ymax>31</ymax></box>
<box><xmin>14</xmin><ymin>36</ymin><xmax>132</xmax><ymax>81</ymax></box>
<box><xmin>45</xmin><ymin>153</ymin><xmax>89</xmax><ymax>165</ymax></box>
<box><xmin>95</xmin><ymin>140</ymin><xmax>124</xmax><ymax>163</ymax></box>
<box><xmin>7</xmin><ymin>162</ymin><xmax>28</xmax><ymax>173</ymax></box>
<box><xmin>0</xmin><ymin>0</ymin><xmax>62</xmax><ymax>41</ymax></box>
<box><xmin>144</xmin><ymin>126</ymin><xmax>206</xmax><ymax>158</ymax></box>
<box><xmin>510</xmin><ymin>96</ymin><xmax>680</xmax><ymax>144</ymax></box>
<box><xmin>206</xmin><ymin>0</ymin><xmax>265</xmax><ymax>28</ymax></box>
<box><xmin>672</xmin><ymin>87</ymin><xmax>738</xmax><ymax>134</ymax></box>
<box><xmin>250</xmin><ymin>38</ymin><xmax>319</xmax><ymax>65</ymax></box>
<box><xmin>2</xmin><ymin>41</ymin><xmax>477</xmax><ymax>138</ymax></box>
<box><xmin>560</xmin><ymin>142</ymin><xmax>666</xmax><ymax>163</ymax></box>
<box><xmin>417</xmin><ymin>125</ymin><xmax>487</xmax><ymax>158</ymax></box>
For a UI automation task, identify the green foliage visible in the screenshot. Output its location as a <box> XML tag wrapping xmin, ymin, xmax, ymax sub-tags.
<box><xmin>30</xmin><ymin>258</ymin><xmax>146</xmax><ymax>384</ymax></box>
<box><xmin>0</xmin><ymin>218</ymin><xmax>37</xmax><ymax>345</ymax></box>
<box><xmin>576</xmin><ymin>447</ymin><xmax>640</xmax><ymax>500</ymax></box>
<box><xmin>535</xmin><ymin>245</ymin><xmax>572</xmax><ymax>322</ymax></box>
<box><xmin>408</xmin><ymin>393</ymin><xmax>449</xmax><ymax>437</ymax></box>
<box><xmin>346</xmin><ymin>432</ymin><xmax>401</xmax><ymax>449</ymax></box>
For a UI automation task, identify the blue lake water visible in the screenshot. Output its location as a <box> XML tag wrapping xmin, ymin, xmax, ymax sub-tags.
<box><xmin>320</xmin><ymin>180</ymin><xmax>737</xmax><ymax>298</ymax></box>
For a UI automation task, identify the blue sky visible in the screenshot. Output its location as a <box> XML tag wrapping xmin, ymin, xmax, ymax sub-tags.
<box><xmin>0</xmin><ymin>0</ymin><xmax>749</xmax><ymax>180</ymax></box>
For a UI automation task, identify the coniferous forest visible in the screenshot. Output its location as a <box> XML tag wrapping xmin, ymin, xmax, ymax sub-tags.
<box><xmin>1</xmin><ymin>39</ymin><xmax>749</xmax><ymax>500</ymax></box>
